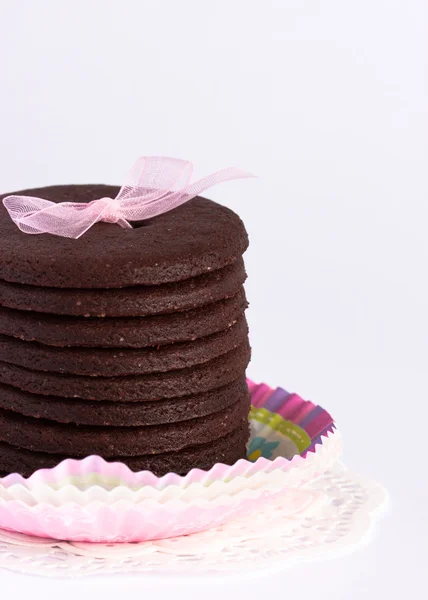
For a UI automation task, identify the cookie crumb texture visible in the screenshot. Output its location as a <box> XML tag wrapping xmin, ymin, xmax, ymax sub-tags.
<box><xmin>0</xmin><ymin>185</ymin><xmax>251</xmax><ymax>477</ymax></box>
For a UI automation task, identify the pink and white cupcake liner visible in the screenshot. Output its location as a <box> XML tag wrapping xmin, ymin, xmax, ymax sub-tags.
<box><xmin>0</xmin><ymin>379</ymin><xmax>341</xmax><ymax>542</ymax></box>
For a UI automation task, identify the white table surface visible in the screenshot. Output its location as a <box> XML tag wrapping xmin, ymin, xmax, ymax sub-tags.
<box><xmin>0</xmin><ymin>0</ymin><xmax>426</xmax><ymax>597</ymax></box>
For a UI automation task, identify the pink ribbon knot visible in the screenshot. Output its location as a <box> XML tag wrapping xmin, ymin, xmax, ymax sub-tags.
<box><xmin>2</xmin><ymin>157</ymin><xmax>253</xmax><ymax>239</ymax></box>
<box><xmin>88</xmin><ymin>198</ymin><xmax>131</xmax><ymax>228</ymax></box>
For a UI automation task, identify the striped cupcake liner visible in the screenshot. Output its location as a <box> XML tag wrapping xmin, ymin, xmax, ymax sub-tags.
<box><xmin>248</xmin><ymin>380</ymin><xmax>335</xmax><ymax>459</ymax></box>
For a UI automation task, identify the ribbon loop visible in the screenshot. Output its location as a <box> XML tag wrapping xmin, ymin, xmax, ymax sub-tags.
<box><xmin>2</xmin><ymin>157</ymin><xmax>253</xmax><ymax>239</ymax></box>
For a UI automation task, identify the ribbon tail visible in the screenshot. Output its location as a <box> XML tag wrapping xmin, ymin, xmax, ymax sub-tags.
<box><xmin>120</xmin><ymin>167</ymin><xmax>255</xmax><ymax>222</ymax></box>
<box><xmin>114</xmin><ymin>217</ymin><xmax>133</xmax><ymax>230</ymax></box>
<box><xmin>179</xmin><ymin>167</ymin><xmax>255</xmax><ymax>200</ymax></box>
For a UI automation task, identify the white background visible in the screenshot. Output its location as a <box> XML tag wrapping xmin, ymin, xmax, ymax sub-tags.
<box><xmin>0</xmin><ymin>0</ymin><xmax>427</xmax><ymax>597</ymax></box>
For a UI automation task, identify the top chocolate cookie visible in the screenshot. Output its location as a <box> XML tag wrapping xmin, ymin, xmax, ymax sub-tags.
<box><xmin>0</xmin><ymin>185</ymin><xmax>248</xmax><ymax>288</ymax></box>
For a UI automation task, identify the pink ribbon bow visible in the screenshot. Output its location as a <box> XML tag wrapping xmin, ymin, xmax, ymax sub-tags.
<box><xmin>2</xmin><ymin>157</ymin><xmax>253</xmax><ymax>239</ymax></box>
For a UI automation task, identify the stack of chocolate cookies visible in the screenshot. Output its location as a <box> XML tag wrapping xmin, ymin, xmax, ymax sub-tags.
<box><xmin>0</xmin><ymin>185</ymin><xmax>251</xmax><ymax>478</ymax></box>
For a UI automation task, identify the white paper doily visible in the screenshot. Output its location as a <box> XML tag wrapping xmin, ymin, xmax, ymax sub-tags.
<box><xmin>0</xmin><ymin>465</ymin><xmax>388</xmax><ymax>579</ymax></box>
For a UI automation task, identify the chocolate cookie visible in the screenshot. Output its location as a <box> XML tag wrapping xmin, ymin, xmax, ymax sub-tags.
<box><xmin>0</xmin><ymin>289</ymin><xmax>247</xmax><ymax>348</ymax></box>
<box><xmin>0</xmin><ymin>377</ymin><xmax>249</xmax><ymax>426</ymax></box>
<box><xmin>0</xmin><ymin>260</ymin><xmax>246</xmax><ymax>317</ymax></box>
<box><xmin>0</xmin><ymin>421</ymin><xmax>249</xmax><ymax>478</ymax></box>
<box><xmin>0</xmin><ymin>340</ymin><xmax>251</xmax><ymax>401</ymax></box>
<box><xmin>0</xmin><ymin>393</ymin><xmax>250</xmax><ymax>456</ymax></box>
<box><xmin>0</xmin><ymin>186</ymin><xmax>248</xmax><ymax>288</ymax></box>
<box><xmin>0</xmin><ymin>317</ymin><xmax>248</xmax><ymax>376</ymax></box>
